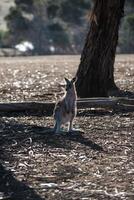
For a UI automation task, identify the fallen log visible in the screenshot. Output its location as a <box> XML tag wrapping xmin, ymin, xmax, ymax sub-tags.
<box><xmin>0</xmin><ymin>102</ymin><xmax>54</xmax><ymax>113</ymax></box>
<box><xmin>78</xmin><ymin>97</ymin><xmax>134</xmax><ymax>105</ymax></box>
<box><xmin>0</xmin><ymin>97</ymin><xmax>134</xmax><ymax>113</ymax></box>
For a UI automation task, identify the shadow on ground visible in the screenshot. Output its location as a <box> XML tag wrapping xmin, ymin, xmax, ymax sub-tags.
<box><xmin>0</xmin><ymin>118</ymin><xmax>103</xmax><ymax>199</ymax></box>
<box><xmin>0</xmin><ymin>163</ymin><xmax>45</xmax><ymax>200</ymax></box>
<box><xmin>0</xmin><ymin>118</ymin><xmax>47</xmax><ymax>199</ymax></box>
<box><xmin>0</xmin><ymin>118</ymin><xmax>104</xmax><ymax>152</ymax></box>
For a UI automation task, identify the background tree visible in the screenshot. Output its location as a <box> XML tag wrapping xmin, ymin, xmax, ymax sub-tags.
<box><xmin>5</xmin><ymin>0</ymin><xmax>34</xmax><ymax>47</ymax></box>
<box><xmin>2</xmin><ymin>0</ymin><xmax>134</xmax><ymax>55</ymax></box>
<box><xmin>5</xmin><ymin>0</ymin><xmax>90</xmax><ymax>54</ymax></box>
<box><xmin>76</xmin><ymin>0</ymin><xmax>126</xmax><ymax>97</ymax></box>
<box><xmin>119</xmin><ymin>0</ymin><xmax>134</xmax><ymax>53</ymax></box>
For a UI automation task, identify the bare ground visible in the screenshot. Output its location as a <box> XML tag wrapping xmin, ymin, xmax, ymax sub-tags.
<box><xmin>0</xmin><ymin>55</ymin><xmax>134</xmax><ymax>200</ymax></box>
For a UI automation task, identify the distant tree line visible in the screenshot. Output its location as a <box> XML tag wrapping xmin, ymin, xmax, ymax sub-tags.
<box><xmin>0</xmin><ymin>0</ymin><xmax>134</xmax><ymax>54</ymax></box>
<box><xmin>119</xmin><ymin>0</ymin><xmax>134</xmax><ymax>53</ymax></box>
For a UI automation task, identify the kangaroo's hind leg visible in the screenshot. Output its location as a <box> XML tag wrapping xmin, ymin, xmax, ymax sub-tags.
<box><xmin>53</xmin><ymin>121</ymin><xmax>57</xmax><ymax>132</ymax></box>
<box><xmin>53</xmin><ymin>120</ymin><xmax>61</xmax><ymax>134</ymax></box>
<box><xmin>68</xmin><ymin>116</ymin><xmax>75</xmax><ymax>132</ymax></box>
<box><xmin>68</xmin><ymin>110</ymin><xmax>77</xmax><ymax>132</ymax></box>
<box><xmin>55</xmin><ymin>120</ymin><xmax>61</xmax><ymax>134</ymax></box>
<box><xmin>69</xmin><ymin>121</ymin><xmax>73</xmax><ymax>132</ymax></box>
<box><xmin>54</xmin><ymin>108</ymin><xmax>62</xmax><ymax>133</ymax></box>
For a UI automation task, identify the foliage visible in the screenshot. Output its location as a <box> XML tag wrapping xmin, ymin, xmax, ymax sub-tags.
<box><xmin>5</xmin><ymin>7</ymin><xmax>30</xmax><ymax>31</ymax></box>
<box><xmin>59</xmin><ymin>0</ymin><xmax>90</xmax><ymax>25</ymax></box>
<box><xmin>2</xmin><ymin>0</ymin><xmax>134</xmax><ymax>54</ymax></box>
<box><xmin>0</xmin><ymin>30</ymin><xmax>9</xmax><ymax>47</ymax></box>
<box><xmin>119</xmin><ymin>5</ymin><xmax>134</xmax><ymax>53</ymax></box>
<box><xmin>47</xmin><ymin>22</ymin><xmax>69</xmax><ymax>46</ymax></box>
<box><xmin>3</xmin><ymin>0</ymin><xmax>91</xmax><ymax>54</ymax></box>
<box><xmin>126</xmin><ymin>14</ymin><xmax>134</xmax><ymax>30</ymax></box>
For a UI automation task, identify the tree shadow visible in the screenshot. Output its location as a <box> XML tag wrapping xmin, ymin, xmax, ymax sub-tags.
<box><xmin>108</xmin><ymin>88</ymin><xmax>134</xmax><ymax>98</ymax></box>
<box><xmin>0</xmin><ymin>117</ymin><xmax>104</xmax><ymax>199</ymax></box>
<box><xmin>0</xmin><ymin>163</ymin><xmax>45</xmax><ymax>200</ymax></box>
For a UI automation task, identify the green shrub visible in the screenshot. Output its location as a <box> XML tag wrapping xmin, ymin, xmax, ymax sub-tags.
<box><xmin>0</xmin><ymin>30</ymin><xmax>9</xmax><ymax>47</ymax></box>
<box><xmin>126</xmin><ymin>14</ymin><xmax>134</xmax><ymax>30</ymax></box>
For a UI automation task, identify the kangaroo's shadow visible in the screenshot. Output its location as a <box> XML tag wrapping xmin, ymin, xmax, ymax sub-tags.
<box><xmin>0</xmin><ymin>118</ymin><xmax>103</xmax><ymax>152</ymax></box>
<box><xmin>32</xmin><ymin>126</ymin><xmax>103</xmax><ymax>151</ymax></box>
<box><xmin>65</xmin><ymin>131</ymin><xmax>103</xmax><ymax>151</ymax></box>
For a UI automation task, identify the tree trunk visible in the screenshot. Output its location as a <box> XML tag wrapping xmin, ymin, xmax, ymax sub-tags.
<box><xmin>76</xmin><ymin>0</ymin><xmax>125</xmax><ymax>97</ymax></box>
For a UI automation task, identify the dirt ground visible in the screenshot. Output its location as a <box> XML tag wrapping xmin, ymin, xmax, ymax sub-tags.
<box><xmin>0</xmin><ymin>55</ymin><xmax>134</xmax><ymax>200</ymax></box>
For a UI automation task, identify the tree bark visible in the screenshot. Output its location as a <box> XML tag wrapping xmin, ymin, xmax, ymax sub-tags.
<box><xmin>76</xmin><ymin>0</ymin><xmax>126</xmax><ymax>97</ymax></box>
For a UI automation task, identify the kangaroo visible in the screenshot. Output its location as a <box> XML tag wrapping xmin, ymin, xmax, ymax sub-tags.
<box><xmin>53</xmin><ymin>77</ymin><xmax>77</xmax><ymax>133</ymax></box>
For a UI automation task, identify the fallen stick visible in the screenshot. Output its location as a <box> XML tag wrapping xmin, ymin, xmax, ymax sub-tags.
<box><xmin>0</xmin><ymin>97</ymin><xmax>134</xmax><ymax>113</ymax></box>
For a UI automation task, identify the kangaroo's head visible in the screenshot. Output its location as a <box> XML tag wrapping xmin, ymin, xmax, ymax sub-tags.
<box><xmin>64</xmin><ymin>77</ymin><xmax>77</xmax><ymax>92</ymax></box>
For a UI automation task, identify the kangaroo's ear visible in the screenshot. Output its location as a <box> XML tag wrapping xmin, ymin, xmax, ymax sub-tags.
<box><xmin>71</xmin><ymin>76</ymin><xmax>77</xmax><ymax>83</ymax></box>
<box><xmin>64</xmin><ymin>77</ymin><xmax>70</xmax><ymax>84</ymax></box>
